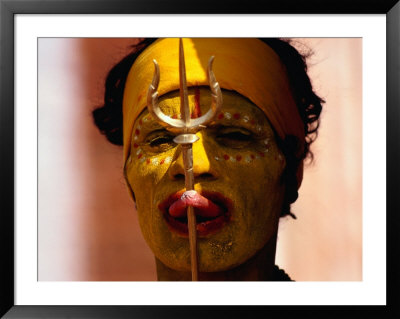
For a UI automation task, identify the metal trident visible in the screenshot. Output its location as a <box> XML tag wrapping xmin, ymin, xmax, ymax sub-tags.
<box><xmin>147</xmin><ymin>38</ymin><xmax>222</xmax><ymax>281</ymax></box>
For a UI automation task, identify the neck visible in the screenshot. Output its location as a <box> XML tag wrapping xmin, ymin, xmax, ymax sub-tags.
<box><xmin>155</xmin><ymin>234</ymin><xmax>277</xmax><ymax>281</ymax></box>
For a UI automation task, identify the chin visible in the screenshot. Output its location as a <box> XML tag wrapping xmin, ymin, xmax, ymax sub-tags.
<box><xmin>154</xmin><ymin>238</ymin><xmax>263</xmax><ymax>273</ymax></box>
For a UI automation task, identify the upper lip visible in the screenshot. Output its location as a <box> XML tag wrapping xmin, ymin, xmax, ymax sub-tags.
<box><xmin>158</xmin><ymin>190</ymin><xmax>233</xmax><ymax>237</ymax></box>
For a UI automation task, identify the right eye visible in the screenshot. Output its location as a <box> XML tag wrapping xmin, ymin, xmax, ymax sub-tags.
<box><xmin>143</xmin><ymin>130</ymin><xmax>176</xmax><ymax>152</ymax></box>
<box><xmin>149</xmin><ymin>135</ymin><xmax>174</xmax><ymax>147</ymax></box>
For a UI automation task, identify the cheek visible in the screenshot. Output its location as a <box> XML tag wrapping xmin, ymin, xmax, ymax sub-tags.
<box><xmin>211</xmin><ymin>143</ymin><xmax>286</xmax><ymax>219</ymax></box>
<box><xmin>125</xmin><ymin>148</ymin><xmax>177</xmax><ymax>244</ymax></box>
<box><xmin>126</xmin><ymin>149</ymin><xmax>174</xmax><ymax>190</ymax></box>
<box><xmin>127</xmin><ymin>121</ymin><xmax>173</xmax><ymax>183</ymax></box>
<box><xmin>212</xmin><ymin>143</ymin><xmax>285</xmax><ymax>178</ymax></box>
<box><xmin>230</xmin><ymin>151</ymin><xmax>285</xmax><ymax>246</ymax></box>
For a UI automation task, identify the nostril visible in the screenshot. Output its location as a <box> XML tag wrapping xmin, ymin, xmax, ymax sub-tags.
<box><xmin>174</xmin><ymin>172</ymin><xmax>216</xmax><ymax>180</ymax></box>
<box><xmin>173</xmin><ymin>173</ymin><xmax>185</xmax><ymax>180</ymax></box>
<box><xmin>197</xmin><ymin>173</ymin><xmax>216</xmax><ymax>180</ymax></box>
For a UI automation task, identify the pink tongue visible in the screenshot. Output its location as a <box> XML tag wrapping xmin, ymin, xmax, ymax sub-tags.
<box><xmin>169</xmin><ymin>190</ymin><xmax>224</xmax><ymax>218</ymax></box>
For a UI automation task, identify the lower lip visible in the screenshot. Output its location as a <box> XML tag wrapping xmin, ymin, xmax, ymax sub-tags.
<box><xmin>159</xmin><ymin>191</ymin><xmax>232</xmax><ymax>237</ymax></box>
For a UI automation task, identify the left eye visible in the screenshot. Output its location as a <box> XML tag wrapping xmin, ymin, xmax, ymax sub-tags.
<box><xmin>218</xmin><ymin>130</ymin><xmax>251</xmax><ymax>141</ymax></box>
<box><xmin>216</xmin><ymin>127</ymin><xmax>253</xmax><ymax>148</ymax></box>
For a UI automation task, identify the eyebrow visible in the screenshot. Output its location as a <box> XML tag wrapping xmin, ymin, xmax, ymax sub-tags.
<box><xmin>136</xmin><ymin>115</ymin><xmax>164</xmax><ymax>130</ymax></box>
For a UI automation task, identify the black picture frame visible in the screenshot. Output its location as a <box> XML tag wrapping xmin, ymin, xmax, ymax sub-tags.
<box><xmin>1</xmin><ymin>0</ymin><xmax>399</xmax><ymax>318</ymax></box>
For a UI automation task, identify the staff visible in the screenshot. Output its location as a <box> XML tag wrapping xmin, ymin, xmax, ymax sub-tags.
<box><xmin>147</xmin><ymin>38</ymin><xmax>222</xmax><ymax>280</ymax></box>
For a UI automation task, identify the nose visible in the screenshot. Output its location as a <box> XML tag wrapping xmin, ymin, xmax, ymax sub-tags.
<box><xmin>168</xmin><ymin>132</ymin><xmax>218</xmax><ymax>181</ymax></box>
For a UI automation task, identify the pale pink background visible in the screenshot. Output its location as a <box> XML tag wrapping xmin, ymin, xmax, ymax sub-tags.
<box><xmin>38</xmin><ymin>38</ymin><xmax>362</xmax><ymax>281</ymax></box>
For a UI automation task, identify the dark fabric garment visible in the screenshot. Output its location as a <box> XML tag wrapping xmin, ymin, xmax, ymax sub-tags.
<box><xmin>272</xmin><ymin>265</ymin><xmax>293</xmax><ymax>281</ymax></box>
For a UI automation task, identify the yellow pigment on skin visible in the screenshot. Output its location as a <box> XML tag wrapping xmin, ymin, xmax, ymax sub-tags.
<box><xmin>125</xmin><ymin>88</ymin><xmax>286</xmax><ymax>272</ymax></box>
<box><xmin>122</xmin><ymin>38</ymin><xmax>304</xmax><ymax>169</ymax></box>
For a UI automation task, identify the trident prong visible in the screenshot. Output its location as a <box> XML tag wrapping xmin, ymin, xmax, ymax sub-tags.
<box><xmin>146</xmin><ymin>38</ymin><xmax>223</xmax><ymax>281</ymax></box>
<box><xmin>146</xmin><ymin>60</ymin><xmax>187</xmax><ymax>131</ymax></box>
<box><xmin>147</xmin><ymin>45</ymin><xmax>222</xmax><ymax>134</ymax></box>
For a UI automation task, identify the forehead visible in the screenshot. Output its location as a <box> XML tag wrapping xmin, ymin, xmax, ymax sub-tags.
<box><xmin>136</xmin><ymin>87</ymin><xmax>268</xmax><ymax>124</ymax></box>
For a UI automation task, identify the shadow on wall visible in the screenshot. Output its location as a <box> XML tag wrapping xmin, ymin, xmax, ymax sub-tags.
<box><xmin>78</xmin><ymin>38</ymin><xmax>156</xmax><ymax>280</ymax></box>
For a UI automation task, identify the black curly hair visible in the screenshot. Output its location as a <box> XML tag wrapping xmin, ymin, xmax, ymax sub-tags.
<box><xmin>92</xmin><ymin>38</ymin><xmax>324</xmax><ymax>218</ymax></box>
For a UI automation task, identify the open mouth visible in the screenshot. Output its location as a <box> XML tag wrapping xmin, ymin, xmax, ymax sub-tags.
<box><xmin>158</xmin><ymin>190</ymin><xmax>233</xmax><ymax>237</ymax></box>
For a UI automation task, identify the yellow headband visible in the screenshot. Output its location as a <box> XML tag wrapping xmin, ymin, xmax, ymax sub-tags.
<box><xmin>123</xmin><ymin>38</ymin><xmax>305</xmax><ymax>186</ymax></box>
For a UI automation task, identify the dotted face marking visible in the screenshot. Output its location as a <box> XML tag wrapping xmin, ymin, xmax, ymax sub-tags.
<box><xmin>214</xmin><ymin>112</ymin><xmax>268</xmax><ymax>137</ymax></box>
<box><xmin>132</xmin><ymin>110</ymin><xmax>276</xmax><ymax>170</ymax></box>
<box><xmin>134</xmin><ymin>152</ymin><xmax>175</xmax><ymax>168</ymax></box>
<box><xmin>216</xmin><ymin>148</ymin><xmax>278</xmax><ymax>164</ymax></box>
<box><xmin>221</xmin><ymin>153</ymin><xmax>260</xmax><ymax>163</ymax></box>
<box><xmin>133</xmin><ymin>147</ymin><xmax>146</xmax><ymax>163</ymax></box>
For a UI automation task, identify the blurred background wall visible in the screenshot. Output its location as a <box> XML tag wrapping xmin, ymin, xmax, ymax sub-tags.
<box><xmin>38</xmin><ymin>38</ymin><xmax>362</xmax><ymax>281</ymax></box>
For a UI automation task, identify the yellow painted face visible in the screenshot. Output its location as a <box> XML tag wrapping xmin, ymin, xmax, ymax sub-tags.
<box><xmin>124</xmin><ymin>87</ymin><xmax>286</xmax><ymax>272</ymax></box>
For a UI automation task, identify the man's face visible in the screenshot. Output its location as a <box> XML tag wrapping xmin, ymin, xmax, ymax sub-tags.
<box><xmin>125</xmin><ymin>88</ymin><xmax>286</xmax><ymax>272</ymax></box>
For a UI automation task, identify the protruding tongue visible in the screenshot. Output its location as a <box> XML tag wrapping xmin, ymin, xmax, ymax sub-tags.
<box><xmin>169</xmin><ymin>190</ymin><xmax>224</xmax><ymax>218</ymax></box>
